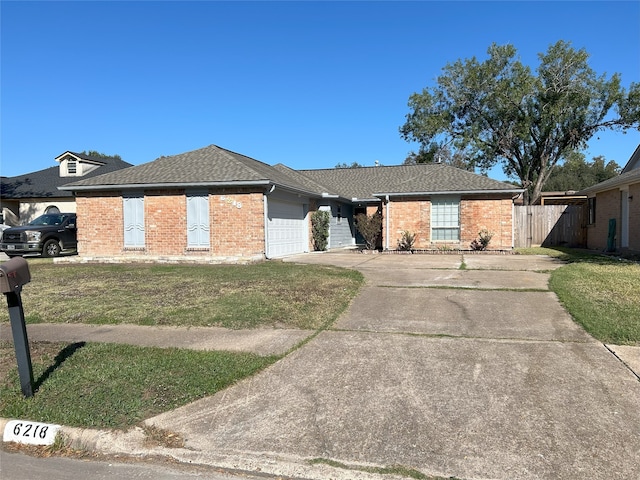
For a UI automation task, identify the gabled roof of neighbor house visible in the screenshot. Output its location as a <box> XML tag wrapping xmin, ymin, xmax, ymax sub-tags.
<box><xmin>621</xmin><ymin>144</ymin><xmax>640</xmax><ymax>174</ymax></box>
<box><xmin>1</xmin><ymin>154</ymin><xmax>132</xmax><ymax>199</ymax></box>
<box><xmin>54</xmin><ymin>151</ymin><xmax>126</xmax><ymax>165</ymax></box>
<box><xmin>579</xmin><ymin>144</ymin><xmax>640</xmax><ymax>196</ymax></box>
<box><xmin>60</xmin><ymin>144</ymin><xmax>523</xmax><ymax>200</ymax></box>
<box><xmin>579</xmin><ymin>168</ymin><xmax>640</xmax><ymax>196</ymax></box>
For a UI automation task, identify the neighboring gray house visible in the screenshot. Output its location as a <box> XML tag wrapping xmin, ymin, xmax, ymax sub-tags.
<box><xmin>1</xmin><ymin>151</ymin><xmax>132</xmax><ymax>225</ymax></box>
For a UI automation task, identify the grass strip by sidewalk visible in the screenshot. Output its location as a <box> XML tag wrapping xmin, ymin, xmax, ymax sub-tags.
<box><xmin>0</xmin><ymin>341</ymin><xmax>277</xmax><ymax>429</ymax></box>
<box><xmin>0</xmin><ymin>260</ymin><xmax>363</xmax><ymax>330</ymax></box>
<box><xmin>516</xmin><ymin>247</ymin><xmax>640</xmax><ymax>345</ymax></box>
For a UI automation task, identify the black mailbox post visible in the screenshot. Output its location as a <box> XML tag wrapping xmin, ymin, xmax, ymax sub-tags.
<box><xmin>0</xmin><ymin>257</ymin><xmax>34</xmax><ymax>397</ymax></box>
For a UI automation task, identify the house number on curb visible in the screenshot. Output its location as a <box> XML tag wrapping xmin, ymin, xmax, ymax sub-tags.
<box><xmin>3</xmin><ymin>420</ymin><xmax>61</xmax><ymax>446</ymax></box>
<box><xmin>219</xmin><ymin>195</ymin><xmax>242</xmax><ymax>209</ymax></box>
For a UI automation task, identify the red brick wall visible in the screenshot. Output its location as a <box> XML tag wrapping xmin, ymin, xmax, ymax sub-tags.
<box><xmin>387</xmin><ymin>199</ymin><xmax>431</xmax><ymax>249</ymax></box>
<box><xmin>145</xmin><ymin>190</ymin><xmax>187</xmax><ymax>255</ymax></box>
<box><xmin>587</xmin><ymin>189</ymin><xmax>619</xmax><ymax>251</ymax></box>
<box><xmin>76</xmin><ymin>189</ymin><xmax>266</xmax><ymax>259</ymax></box>
<box><xmin>76</xmin><ymin>192</ymin><xmax>123</xmax><ymax>255</ymax></box>
<box><xmin>587</xmin><ymin>183</ymin><xmax>640</xmax><ymax>253</ymax></box>
<box><xmin>211</xmin><ymin>190</ymin><xmax>265</xmax><ymax>256</ymax></box>
<box><xmin>383</xmin><ymin>196</ymin><xmax>514</xmax><ymax>250</ymax></box>
<box><xmin>460</xmin><ymin>197</ymin><xmax>514</xmax><ymax>250</ymax></box>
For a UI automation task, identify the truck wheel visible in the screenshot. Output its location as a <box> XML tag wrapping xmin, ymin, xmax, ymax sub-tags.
<box><xmin>42</xmin><ymin>239</ymin><xmax>62</xmax><ymax>257</ymax></box>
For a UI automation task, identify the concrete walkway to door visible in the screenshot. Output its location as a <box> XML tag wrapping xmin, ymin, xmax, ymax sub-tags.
<box><xmin>141</xmin><ymin>252</ymin><xmax>640</xmax><ymax>480</ymax></box>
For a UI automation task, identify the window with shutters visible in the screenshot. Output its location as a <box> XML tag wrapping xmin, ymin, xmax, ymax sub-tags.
<box><xmin>431</xmin><ymin>196</ymin><xmax>460</xmax><ymax>242</ymax></box>
<box><xmin>187</xmin><ymin>193</ymin><xmax>210</xmax><ymax>248</ymax></box>
<box><xmin>123</xmin><ymin>194</ymin><xmax>145</xmax><ymax>248</ymax></box>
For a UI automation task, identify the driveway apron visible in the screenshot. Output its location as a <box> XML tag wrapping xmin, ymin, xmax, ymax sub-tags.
<box><xmin>148</xmin><ymin>253</ymin><xmax>640</xmax><ymax>480</ymax></box>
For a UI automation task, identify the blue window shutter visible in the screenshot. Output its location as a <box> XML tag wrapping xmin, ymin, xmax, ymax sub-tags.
<box><xmin>124</xmin><ymin>195</ymin><xmax>145</xmax><ymax>247</ymax></box>
<box><xmin>187</xmin><ymin>194</ymin><xmax>210</xmax><ymax>247</ymax></box>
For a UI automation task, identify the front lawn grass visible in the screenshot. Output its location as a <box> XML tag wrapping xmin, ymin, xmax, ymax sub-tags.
<box><xmin>0</xmin><ymin>260</ymin><xmax>363</xmax><ymax>429</ymax></box>
<box><xmin>0</xmin><ymin>341</ymin><xmax>276</xmax><ymax>429</ymax></box>
<box><xmin>516</xmin><ymin>247</ymin><xmax>640</xmax><ymax>345</ymax></box>
<box><xmin>0</xmin><ymin>260</ymin><xmax>364</xmax><ymax>329</ymax></box>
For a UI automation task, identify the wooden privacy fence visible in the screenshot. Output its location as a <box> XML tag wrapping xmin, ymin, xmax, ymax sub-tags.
<box><xmin>514</xmin><ymin>205</ymin><xmax>587</xmax><ymax>248</ymax></box>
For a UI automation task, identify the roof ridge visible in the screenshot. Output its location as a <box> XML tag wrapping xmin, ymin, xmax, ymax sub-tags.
<box><xmin>297</xmin><ymin>163</ymin><xmax>441</xmax><ymax>173</ymax></box>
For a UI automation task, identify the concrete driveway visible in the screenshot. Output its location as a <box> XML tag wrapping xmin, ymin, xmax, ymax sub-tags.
<box><xmin>146</xmin><ymin>253</ymin><xmax>640</xmax><ymax>480</ymax></box>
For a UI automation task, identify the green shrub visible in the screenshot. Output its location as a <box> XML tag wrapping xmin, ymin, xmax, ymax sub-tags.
<box><xmin>311</xmin><ymin>210</ymin><xmax>330</xmax><ymax>251</ymax></box>
<box><xmin>355</xmin><ymin>212</ymin><xmax>382</xmax><ymax>250</ymax></box>
<box><xmin>470</xmin><ymin>229</ymin><xmax>493</xmax><ymax>251</ymax></box>
<box><xmin>397</xmin><ymin>230</ymin><xmax>416</xmax><ymax>251</ymax></box>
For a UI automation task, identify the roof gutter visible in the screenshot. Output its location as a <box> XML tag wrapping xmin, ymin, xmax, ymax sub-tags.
<box><xmin>58</xmin><ymin>180</ymin><xmax>273</xmax><ymax>192</ymax></box>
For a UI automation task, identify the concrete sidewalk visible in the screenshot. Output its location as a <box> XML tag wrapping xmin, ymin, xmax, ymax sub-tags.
<box><xmin>4</xmin><ymin>323</ymin><xmax>310</xmax><ymax>356</ymax></box>
<box><xmin>2</xmin><ymin>253</ymin><xmax>639</xmax><ymax>480</ymax></box>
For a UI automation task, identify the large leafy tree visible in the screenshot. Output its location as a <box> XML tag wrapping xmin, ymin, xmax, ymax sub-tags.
<box><xmin>403</xmin><ymin>144</ymin><xmax>473</xmax><ymax>171</ymax></box>
<box><xmin>400</xmin><ymin>41</ymin><xmax>640</xmax><ymax>204</ymax></box>
<box><xmin>543</xmin><ymin>152</ymin><xmax>620</xmax><ymax>192</ymax></box>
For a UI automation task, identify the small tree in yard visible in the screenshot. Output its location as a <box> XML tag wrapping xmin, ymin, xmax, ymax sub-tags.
<box><xmin>355</xmin><ymin>212</ymin><xmax>382</xmax><ymax>250</ymax></box>
<box><xmin>311</xmin><ymin>210</ymin><xmax>330</xmax><ymax>251</ymax></box>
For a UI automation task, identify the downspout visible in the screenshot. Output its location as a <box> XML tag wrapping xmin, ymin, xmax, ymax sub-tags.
<box><xmin>511</xmin><ymin>201</ymin><xmax>515</xmax><ymax>249</ymax></box>
<box><xmin>385</xmin><ymin>195</ymin><xmax>390</xmax><ymax>251</ymax></box>
<box><xmin>264</xmin><ymin>184</ymin><xmax>276</xmax><ymax>258</ymax></box>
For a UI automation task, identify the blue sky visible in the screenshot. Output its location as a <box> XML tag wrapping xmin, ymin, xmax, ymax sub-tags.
<box><xmin>1</xmin><ymin>1</ymin><xmax>639</xmax><ymax>181</ymax></box>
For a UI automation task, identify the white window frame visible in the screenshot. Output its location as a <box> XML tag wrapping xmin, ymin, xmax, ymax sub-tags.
<box><xmin>431</xmin><ymin>196</ymin><xmax>460</xmax><ymax>242</ymax></box>
<box><xmin>66</xmin><ymin>159</ymin><xmax>78</xmax><ymax>175</ymax></box>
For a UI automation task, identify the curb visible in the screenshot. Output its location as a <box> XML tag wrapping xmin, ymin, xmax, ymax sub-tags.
<box><xmin>1</xmin><ymin>416</ymin><xmax>413</xmax><ymax>480</ymax></box>
<box><xmin>1</xmin><ymin>417</ymin><xmax>112</xmax><ymax>452</ymax></box>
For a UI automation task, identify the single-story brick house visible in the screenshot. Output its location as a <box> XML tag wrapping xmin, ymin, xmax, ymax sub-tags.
<box><xmin>1</xmin><ymin>151</ymin><xmax>132</xmax><ymax>225</ymax></box>
<box><xmin>580</xmin><ymin>144</ymin><xmax>640</xmax><ymax>254</ymax></box>
<box><xmin>59</xmin><ymin>144</ymin><xmax>523</xmax><ymax>262</ymax></box>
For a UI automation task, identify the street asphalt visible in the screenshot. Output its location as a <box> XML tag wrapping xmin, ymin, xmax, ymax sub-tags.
<box><xmin>1</xmin><ymin>252</ymin><xmax>639</xmax><ymax>480</ymax></box>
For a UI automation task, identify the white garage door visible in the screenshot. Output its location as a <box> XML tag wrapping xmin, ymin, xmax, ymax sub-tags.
<box><xmin>267</xmin><ymin>200</ymin><xmax>308</xmax><ymax>258</ymax></box>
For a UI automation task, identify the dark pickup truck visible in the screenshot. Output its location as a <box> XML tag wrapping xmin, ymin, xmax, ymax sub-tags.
<box><xmin>0</xmin><ymin>213</ymin><xmax>77</xmax><ymax>258</ymax></box>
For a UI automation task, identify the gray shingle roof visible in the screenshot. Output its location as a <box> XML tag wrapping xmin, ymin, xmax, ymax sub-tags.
<box><xmin>60</xmin><ymin>145</ymin><xmax>321</xmax><ymax>195</ymax></box>
<box><xmin>298</xmin><ymin>164</ymin><xmax>521</xmax><ymax>200</ymax></box>
<box><xmin>1</xmin><ymin>156</ymin><xmax>133</xmax><ymax>199</ymax></box>
<box><xmin>60</xmin><ymin>144</ymin><xmax>522</xmax><ymax>200</ymax></box>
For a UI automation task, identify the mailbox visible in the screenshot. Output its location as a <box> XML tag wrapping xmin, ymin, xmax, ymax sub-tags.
<box><xmin>0</xmin><ymin>257</ymin><xmax>31</xmax><ymax>293</ymax></box>
<box><xmin>2</xmin><ymin>256</ymin><xmax>34</xmax><ymax>397</ymax></box>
